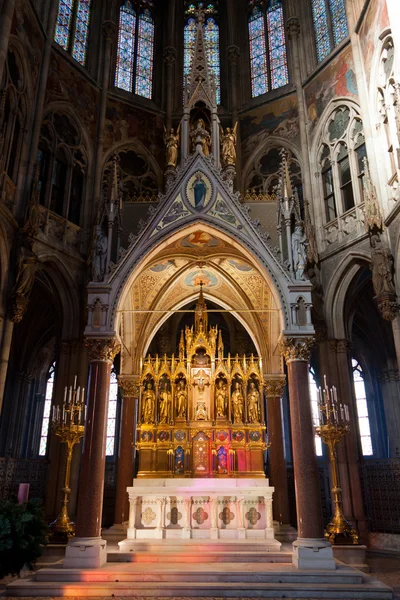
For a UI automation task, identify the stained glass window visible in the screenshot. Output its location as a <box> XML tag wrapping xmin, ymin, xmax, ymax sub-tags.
<box><xmin>248</xmin><ymin>1</ymin><xmax>288</xmax><ymax>99</ymax></box>
<box><xmin>312</xmin><ymin>0</ymin><xmax>349</xmax><ymax>63</ymax></box>
<box><xmin>116</xmin><ymin>2</ymin><xmax>137</xmax><ymax>92</ymax></box>
<box><xmin>184</xmin><ymin>2</ymin><xmax>221</xmax><ymax>104</ymax></box>
<box><xmin>115</xmin><ymin>2</ymin><xmax>155</xmax><ymax>99</ymax></box>
<box><xmin>309</xmin><ymin>368</ymin><xmax>323</xmax><ymax>457</ymax></box>
<box><xmin>39</xmin><ymin>363</ymin><xmax>56</xmax><ymax>457</ymax></box>
<box><xmin>106</xmin><ymin>369</ymin><xmax>119</xmax><ymax>456</ymax></box>
<box><xmin>135</xmin><ymin>10</ymin><xmax>155</xmax><ymax>99</ymax></box>
<box><xmin>54</xmin><ymin>0</ymin><xmax>92</xmax><ymax>66</ymax></box>
<box><xmin>352</xmin><ymin>359</ymin><xmax>373</xmax><ymax>456</ymax></box>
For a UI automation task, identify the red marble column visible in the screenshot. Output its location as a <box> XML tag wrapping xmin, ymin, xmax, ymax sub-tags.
<box><xmin>280</xmin><ymin>337</ymin><xmax>334</xmax><ymax>569</ymax></box>
<box><xmin>114</xmin><ymin>378</ymin><xmax>139</xmax><ymax>526</ymax></box>
<box><xmin>265</xmin><ymin>378</ymin><xmax>291</xmax><ymax>525</ymax></box>
<box><xmin>64</xmin><ymin>337</ymin><xmax>120</xmax><ymax>568</ymax></box>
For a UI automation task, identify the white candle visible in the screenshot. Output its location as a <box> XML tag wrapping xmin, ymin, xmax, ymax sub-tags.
<box><xmin>76</xmin><ymin>387</ymin><xmax>80</xmax><ymax>404</ymax></box>
<box><xmin>68</xmin><ymin>385</ymin><xmax>72</xmax><ymax>404</ymax></box>
<box><xmin>52</xmin><ymin>406</ymin><xmax>55</xmax><ymax>421</ymax></box>
<box><xmin>63</xmin><ymin>386</ymin><xmax>67</xmax><ymax>403</ymax></box>
<box><xmin>74</xmin><ymin>375</ymin><xmax>77</xmax><ymax>390</ymax></box>
<box><xmin>81</xmin><ymin>388</ymin><xmax>85</xmax><ymax>403</ymax></box>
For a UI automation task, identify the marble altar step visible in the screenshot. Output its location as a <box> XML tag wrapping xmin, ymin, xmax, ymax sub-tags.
<box><xmin>6</xmin><ymin>564</ymin><xmax>393</xmax><ymax>599</ymax></box>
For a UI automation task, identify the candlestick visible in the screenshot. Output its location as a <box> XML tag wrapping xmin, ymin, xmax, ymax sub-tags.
<box><xmin>50</xmin><ymin>380</ymin><xmax>86</xmax><ymax>539</ymax></box>
<box><xmin>315</xmin><ymin>374</ymin><xmax>359</xmax><ymax>545</ymax></box>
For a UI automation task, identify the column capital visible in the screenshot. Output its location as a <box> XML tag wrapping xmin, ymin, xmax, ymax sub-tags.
<box><xmin>264</xmin><ymin>377</ymin><xmax>286</xmax><ymax>398</ymax></box>
<box><xmin>227</xmin><ymin>45</ymin><xmax>241</xmax><ymax>65</ymax></box>
<box><xmin>279</xmin><ymin>336</ymin><xmax>314</xmax><ymax>363</ymax></box>
<box><xmin>286</xmin><ymin>17</ymin><xmax>300</xmax><ymax>41</ymax></box>
<box><xmin>163</xmin><ymin>46</ymin><xmax>177</xmax><ymax>65</ymax></box>
<box><xmin>85</xmin><ymin>337</ymin><xmax>120</xmax><ymax>363</ymax></box>
<box><xmin>118</xmin><ymin>376</ymin><xmax>140</xmax><ymax>398</ymax></box>
<box><xmin>102</xmin><ymin>20</ymin><xmax>117</xmax><ymax>43</ymax></box>
<box><xmin>329</xmin><ymin>339</ymin><xmax>351</xmax><ymax>355</ymax></box>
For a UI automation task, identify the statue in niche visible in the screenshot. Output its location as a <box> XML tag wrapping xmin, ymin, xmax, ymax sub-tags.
<box><xmin>190</xmin><ymin>118</ymin><xmax>211</xmax><ymax>156</ymax></box>
<box><xmin>142</xmin><ymin>382</ymin><xmax>156</xmax><ymax>424</ymax></box>
<box><xmin>247</xmin><ymin>381</ymin><xmax>261</xmax><ymax>423</ymax></box>
<box><xmin>370</xmin><ymin>234</ymin><xmax>396</xmax><ymax>296</ymax></box>
<box><xmin>232</xmin><ymin>381</ymin><xmax>244</xmax><ymax>424</ymax></box>
<box><xmin>159</xmin><ymin>382</ymin><xmax>172</xmax><ymax>424</ymax></box>
<box><xmin>192</xmin><ymin>173</ymin><xmax>208</xmax><ymax>209</ymax></box>
<box><xmin>92</xmin><ymin>225</ymin><xmax>108</xmax><ymax>282</ymax></box>
<box><xmin>220</xmin><ymin>124</ymin><xmax>237</xmax><ymax>166</ymax></box>
<box><xmin>176</xmin><ymin>380</ymin><xmax>187</xmax><ymax>419</ymax></box>
<box><xmin>292</xmin><ymin>223</ymin><xmax>308</xmax><ymax>280</ymax></box>
<box><xmin>164</xmin><ymin>126</ymin><xmax>180</xmax><ymax>168</ymax></box>
<box><xmin>215</xmin><ymin>379</ymin><xmax>228</xmax><ymax>418</ymax></box>
<box><xmin>175</xmin><ymin>446</ymin><xmax>184</xmax><ymax>475</ymax></box>
<box><xmin>217</xmin><ymin>446</ymin><xmax>228</xmax><ymax>474</ymax></box>
<box><xmin>13</xmin><ymin>245</ymin><xmax>38</xmax><ymax>300</ymax></box>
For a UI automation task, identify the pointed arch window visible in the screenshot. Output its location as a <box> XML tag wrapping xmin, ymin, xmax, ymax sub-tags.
<box><xmin>309</xmin><ymin>368</ymin><xmax>323</xmax><ymax>457</ymax></box>
<box><xmin>115</xmin><ymin>1</ymin><xmax>155</xmax><ymax>99</ymax></box>
<box><xmin>352</xmin><ymin>359</ymin><xmax>373</xmax><ymax>456</ymax></box>
<box><xmin>39</xmin><ymin>363</ymin><xmax>56</xmax><ymax>456</ymax></box>
<box><xmin>184</xmin><ymin>2</ymin><xmax>221</xmax><ymax>104</ymax></box>
<box><xmin>312</xmin><ymin>0</ymin><xmax>349</xmax><ymax>63</ymax></box>
<box><xmin>248</xmin><ymin>0</ymin><xmax>288</xmax><ymax>98</ymax></box>
<box><xmin>54</xmin><ymin>0</ymin><xmax>92</xmax><ymax>66</ymax></box>
<box><xmin>106</xmin><ymin>368</ymin><xmax>119</xmax><ymax>456</ymax></box>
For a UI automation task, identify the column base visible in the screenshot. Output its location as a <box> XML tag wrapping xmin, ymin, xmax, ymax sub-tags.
<box><xmin>210</xmin><ymin>527</ymin><xmax>219</xmax><ymax>539</ymax></box>
<box><xmin>237</xmin><ymin>527</ymin><xmax>246</xmax><ymax>540</ymax></box>
<box><xmin>182</xmin><ymin>527</ymin><xmax>191</xmax><ymax>539</ymax></box>
<box><xmin>155</xmin><ymin>527</ymin><xmax>164</xmax><ymax>539</ymax></box>
<box><xmin>127</xmin><ymin>527</ymin><xmax>136</xmax><ymax>540</ymax></box>
<box><xmin>292</xmin><ymin>538</ymin><xmax>335</xmax><ymax>570</ymax></box>
<box><xmin>64</xmin><ymin>537</ymin><xmax>107</xmax><ymax>569</ymax></box>
<box><xmin>265</xmin><ymin>527</ymin><xmax>275</xmax><ymax>540</ymax></box>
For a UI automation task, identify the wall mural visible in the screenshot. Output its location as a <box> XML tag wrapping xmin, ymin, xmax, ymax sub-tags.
<box><xmin>359</xmin><ymin>0</ymin><xmax>390</xmax><ymax>88</ymax></box>
<box><xmin>305</xmin><ymin>45</ymin><xmax>358</xmax><ymax>137</ymax></box>
<box><xmin>184</xmin><ymin>270</ymin><xmax>219</xmax><ymax>289</ymax></box>
<box><xmin>240</xmin><ymin>93</ymin><xmax>299</xmax><ymax>160</ymax></box>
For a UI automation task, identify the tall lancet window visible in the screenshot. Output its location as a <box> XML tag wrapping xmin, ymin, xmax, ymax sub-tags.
<box><xmin>312</xmin><ymin>0</ymin><xmax>349</xmax><ymax>63</ymax></box>
<box><xmin>248</xmin><ymin>0</ymin><xmax>288</xmax><ymax>98</ymax></box>
<box><xmin>115</xmin><ymin>1</ymin><xmax>155</xmax><ymax>99</ymax></box>
<box><xmin>54</xmin><ymin>0</ymin><xmax>92</xmax><ymax>66</ymax></box>
<box><xmin>184</xmin><ymin>2</ymin><xmax>221</xmax><ymax>104</ymax></box>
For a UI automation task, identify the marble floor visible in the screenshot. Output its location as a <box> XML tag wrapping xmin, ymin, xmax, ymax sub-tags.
<box><xmin>1</xmin><ymin>551</ymin><xmax>399</xmax><ymax>600</ymax></box>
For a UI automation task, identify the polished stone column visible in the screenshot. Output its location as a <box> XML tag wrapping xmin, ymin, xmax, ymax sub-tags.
<box><xmin>64</xmin><ymin>337</ymin><xmax>120</xmax><ymax>569</ymax></box>
<box><xmin>113</xmin><ymin>377</ymin><xmax>139</xmax><ymax>527</ymax></box>
<box><xmin>265</xmin><ymin>378</ymin><xmax>291</xmax><ymax>525</ymax></box>
<box><xmin>280</xmin><ymin>336</ymin><xmax>335</xmax><ymax>570</ymax></box>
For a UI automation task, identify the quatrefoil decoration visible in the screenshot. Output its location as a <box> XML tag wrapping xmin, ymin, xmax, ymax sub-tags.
<box><xmin>193</xmin><ymin>507</ymin><xmax>209</xmax><ymax>525</ymax></box>
<box><xmin>219</xmin><ymin>506</ymin><xmax>235</xmax><ymax>525</ymax></box>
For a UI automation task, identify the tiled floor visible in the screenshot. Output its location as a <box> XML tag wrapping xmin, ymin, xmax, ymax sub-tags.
<box><xmin>1</xmin><ymin>551</ymin><xmax>399</xmax><ymax>600</ymax></box>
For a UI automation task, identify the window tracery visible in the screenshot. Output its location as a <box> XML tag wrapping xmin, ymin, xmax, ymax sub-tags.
<box><xmin>103</xmin><ymin>149</ymin><xmax>158</xmax><ymax>203</ymax></box>
<box><xmin>115</xmin><ymin>1</ymin><xmax>155</xmax><ymax>100</ymax></box>
<box><xmin>377</xmin><ymin>37</ymin><xmax>400</xmax><ymax>195</ymax></box>
<box><xmin>184</xmin><ymin>2</ymin><xmax>220</xmax><ymax>104</ymax></box>
<box><xmin>244</xmin><ymin>147</ymin><xmax>302</xmax><ymax>203</ymax></box>
<box><xmin>54</xmin><ymin>0</ymin><xmax>92</xmax><ymax>66</ymax></box>
<box><xmin>317</xmin><ymin>105</ymin><xmax>366</xmax><ymax>233</ymax></box>
<box><xmin>0</xmin><ymin>49</ymin><xmax>27</xmax><ymax>195</ymax></box>
<box><xmin>248</xmin><ymin>0</ymin><xmax>288</xmax><ymax>98</ymax></box>
<box><xmin>37</xmin><ymin>112</ymin><xmax>87</xmax><ymax>226</ymax></box>
<box><xmin>312</xmin><ymin>0</ymin><xmax>348</xmax><ymax>63</ymax></box>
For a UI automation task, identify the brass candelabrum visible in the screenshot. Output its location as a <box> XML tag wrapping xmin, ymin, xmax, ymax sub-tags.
<box><xmin>49</xmin><ymin>377</ymin><xmax>86</xmax><ymax>538</ymax></box>
<box><xmin>314</xmin><ymin>376</ymin><xmax>359</xmax><ymax>545</ymax></box>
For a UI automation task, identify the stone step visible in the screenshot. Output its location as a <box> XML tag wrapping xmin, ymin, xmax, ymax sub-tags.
<box><xmin>34</xmin><ymin>564</ymin><xmax>364</xmax><ymax>585</ymax></box>
<box><xmin>109</xmin><ymin>550</ymin><xmax>292</xmax><ymax>563</ymax></box>
<box><xmin>117</xmin><ymin>539</ymin><xmax>282</xmax><ymax>553</ymax></box>
<box><xmin>6</xmin><ymin>577</ymin><xmax>393</xmax><ymax>598</ymax></box>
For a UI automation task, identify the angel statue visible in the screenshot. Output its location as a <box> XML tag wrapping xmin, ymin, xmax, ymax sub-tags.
<box><xmin>164</xmin><ymin>124</ymin><xmax>180</xmax><ymax>168</ymax></box>
<box><xmin>220</xmin><ymin>123</ymin><xmax>238</xmax><ymax>166</ymax></box>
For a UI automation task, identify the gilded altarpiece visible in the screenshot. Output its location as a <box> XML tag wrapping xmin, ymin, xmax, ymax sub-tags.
<box><xmin>136</xmin><ymin>291</ymin><xmax>267</xmax><ymax>478</ymax></box>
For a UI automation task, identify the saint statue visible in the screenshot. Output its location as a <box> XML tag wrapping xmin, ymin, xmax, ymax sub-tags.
<box><xmin>232</xmin><ymin>381</ymin><xmax>244</xmax><ymax>424</ymax></box>
<box><xmin>370</xmin><ymin>234</ymin><xmax>396</xmax><ymax>296</ymax></box>
<box><xmin>190</xmin><ymin>118</ymin><xmax>211</xmax><ymax>156</ymax></box>
<box><xmin>195</xmin><ymin>401</ymin><xmax>208</xmax><ymax>420</ymax></box>
<box><xmin>142</xmin><ymin>382</ymin><xmax>156</xmax><ymax>424</ymax></box>
<box><xmin>247</xmin><ymin>381</ymin><xmax>260</xmax><ymax>423</ymax></box>
<box><xmin>13</xmin><ymin>246</ymin><xmax>38</xmax><ymax>300</ymax></box>
<box><xmin>292</xmin><ymin>223</ymin><xmax>308</xmax><ymax>280</ymax></box>
<box><xmin>192</xmin><ymin>173</ymin><xmax>207</xmax><ymax>209</ymax></box>
<box><xmin>92</xmin><ymin>225</ymin><xmax>108</xmax><ymax>282</ymax></box>
<box><xmin>220</xmin><ymin>124</ymin><xmax>237</xmax><ymax>166</ymax></box>
<box><xmin>164</xmin><ymin>126</ymin><xmax>180</xmax><ymax>168</ymax></box>
<box><xmin>215</xmin><ymin>379</ymin><xmax>227</xmax><ymax>418</ymax></box>
<box><xmin>176</xmin><ymin>379</ymin><xmax>187</xmax><ymax>419</ymax></box>
<box><xmin>159</xmin><ymin>384</ymin><xmax>172</xmax><ymax>424</ymax></box>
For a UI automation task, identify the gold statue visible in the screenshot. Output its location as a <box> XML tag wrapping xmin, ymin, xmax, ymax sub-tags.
<box><xmin>176</xmin><ymin>380</ymin><xmax>187</xmax><ymax>419</ymax></box>
<box><xmin>164</xmin><ymin>125</ymin><xmax>180</xmax><ymax>168</ymax></box>
<box><xmin>232</xmin><ymin>381</ymin><xmax>244</xmax><ymax>424</ymax></box>
<box><xmin>215</xmin><ymin>380</ymin><xmax>227</xmax><ymax>418</ymax></box>
<box><xmin>142</xmin><ymin>382</ymin><xmax>156</xmax><ymax>424</ymax></box>
<box><xmin>159</xmin><ymin>384</ymin><xmax>171</xmax><ymax>424</ymax></box>
<box><xmin>247</xmin><ymin>381</ymin><xmax>260</xmax><ymax>423</ymax></box>
<box><xmin>220</xmin><ymin>123</ymin><xmax>238</xmax><ymax>166</ymax></box>
<box><xmin>195</xmin><ymin>401</ymin><xmax>208</xmax><ymax>420</ymax></box>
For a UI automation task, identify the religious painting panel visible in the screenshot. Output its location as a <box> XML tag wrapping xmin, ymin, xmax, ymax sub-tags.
<box><xmin>192</xmin><ymin>431</ymin><xmax>210</xmax><ymax>476</ymax></box>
